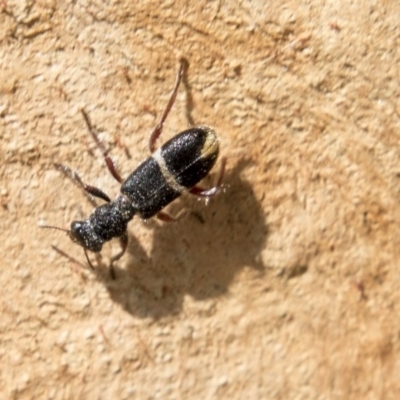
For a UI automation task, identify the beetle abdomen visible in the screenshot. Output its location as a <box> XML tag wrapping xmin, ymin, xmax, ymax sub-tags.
<box><xmin>161</xmin><ymin>127</ymin><xmax>219</xmax><ymax>188</ymax></box>
<box><xmin>121</xmin><ymin>126</ymin><xmax>219</xmax><ymax>219</ymax></box>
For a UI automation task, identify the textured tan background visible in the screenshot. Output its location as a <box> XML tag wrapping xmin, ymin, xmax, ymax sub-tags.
<box><xmin>1</xmin><ymin>0</ymin><xmax>400</xmax><ymax>399</ymax></box>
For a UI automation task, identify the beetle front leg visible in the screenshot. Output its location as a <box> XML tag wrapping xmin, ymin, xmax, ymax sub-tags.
<box><xmin>109</xmin><ymin>232</ymin><xmax>128</xmax><ymax>279</ymax></box>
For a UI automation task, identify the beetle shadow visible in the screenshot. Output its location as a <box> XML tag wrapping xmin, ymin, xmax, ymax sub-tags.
<box><xmin>104</xmin><ymin>159</ymin><xmax>267</xmax><ymax>318</ymax></box>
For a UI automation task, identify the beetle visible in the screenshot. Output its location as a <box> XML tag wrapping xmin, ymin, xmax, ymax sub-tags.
<box><xmin>42</xmin><ymin>59</ymin><xmax>224</xmax><ymax>277</ymax></box>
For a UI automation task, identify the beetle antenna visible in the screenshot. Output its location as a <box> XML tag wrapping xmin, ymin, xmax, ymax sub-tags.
<box><xmin>40</xmin><ymin>224</ymin><xmax>70</xmax><ymax>234</ymax></box>
<box><xmin>51</xmin><ymin>245</ymin><xmax>88</xmax><ymax>269</ymax></box>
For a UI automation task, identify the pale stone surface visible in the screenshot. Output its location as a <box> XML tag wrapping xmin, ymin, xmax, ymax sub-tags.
<box><xmin>1</xmin><ymin>0</ymin><xmax>400</xmax><ymax>398</ymax></box>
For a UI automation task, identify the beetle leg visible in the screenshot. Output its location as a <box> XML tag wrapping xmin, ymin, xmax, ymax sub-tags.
<box><xmin>189</xmin><ymin>157</ymin><xmax>226</xmax><ymax>198</ymax></box>
<box><xmin>156</xmin><ymin>209</ymin><xmax>186</xmax><ymax>222</ymax></box>
<box><xmin>54</xmin><ymin>163</ymin><xmax>111</xmax><ymax>205</ymax></box>
<box><xmin>81</xmin><ymin>109</ymin><xmax>124</xmax><ymax>183</ymax></box>
<box><xmin>149</xmin><ymin>60</ymin><xmax>185</xmax><ymax>153</ymax></box>
<box><xmin>109</xmin><ymin>232</ymin><xmax>128</xmax><ymax>279</ymax></box>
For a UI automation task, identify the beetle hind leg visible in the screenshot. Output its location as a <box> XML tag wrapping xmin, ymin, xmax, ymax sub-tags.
<box><xmin>149</xmin><ymin>60</ymin><xmax>185</xmax><ymax>153</ymax></box>
<box><xmin>189</xmin><ymin>157</ymin><xmax>226</xmax><ymax>198</ymax></box>
<box><xmin>156</xmin><ymin>209</ymin><xmax>187</xmax><ymax>222</ymax></box>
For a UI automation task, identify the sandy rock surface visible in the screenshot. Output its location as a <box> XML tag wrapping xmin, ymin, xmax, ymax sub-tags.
<box><xmin>1</xmin><ymin>1</ymin><xmax>400</xmax><ymax>398</ymax></box>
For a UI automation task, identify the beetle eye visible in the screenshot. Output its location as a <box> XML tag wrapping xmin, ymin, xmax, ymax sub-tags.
<box><xmin>68</xmin><ymin>220</ymin><xmax>103</xmax><ymax>252</ymax></box>
<box><xmin>69</xmin><ymin>221</ymin><xmax>85</xmax><ymax>245</ymax></box>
